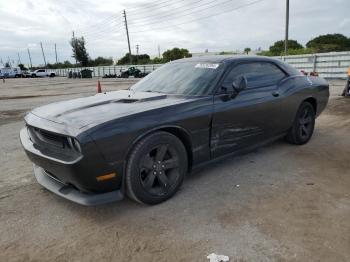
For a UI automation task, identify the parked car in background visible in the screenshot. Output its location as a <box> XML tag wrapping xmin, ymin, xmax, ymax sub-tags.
<box><xmin>20</xmin><ymin>56</ymin><xmax>329</xmax><ymax>206</ymax></box>
<box><xmin>21</xmin><ymin>71</ymin><xmax>32</xmax><ymax>78</ymax></box>
<box><xmin>31</xmin><ymin>69</ymin><xmax>56</xmax><ymax>78</ymax></box>
<box><xmin>119</xmin><ymin>67</ymin><xmax>148</xmax><ymax>78</ymax></box>
<box><xmin>0</xmin><ymin>67</ymin><xmax>22</xmax><ymax>78</ymax></box>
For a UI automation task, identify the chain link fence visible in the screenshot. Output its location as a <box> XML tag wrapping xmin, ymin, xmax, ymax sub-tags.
<box><xmin>54</xmin><ymin>64</ymin><xmax>163</xmax><ymax>78</ymax></box>
<box><xmin>54</xmin><ymin>51</ymin><xmax>350</xmax><ymax>79</ymax></box>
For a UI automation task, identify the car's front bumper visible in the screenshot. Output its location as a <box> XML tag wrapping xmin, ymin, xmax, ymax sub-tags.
<box><xmin>34</xmin><ymin>165</ymin><xmax>123</xmax><ymax>206</ymax></box>
<box><xmin>20</xmin><ymin>126</ymin><xmax>125</xmax><ymax>205</ymax></box>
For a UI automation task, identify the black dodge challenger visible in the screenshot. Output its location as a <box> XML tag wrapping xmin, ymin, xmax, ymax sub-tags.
<box><xmin>20</xmin><ymin>56</ymin><xmax>329</xmax><ymax>205</ymax></box>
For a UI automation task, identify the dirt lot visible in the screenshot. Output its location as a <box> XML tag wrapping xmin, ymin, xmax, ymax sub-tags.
<box><xmin>0</xmin><ymin>77</ymin><xmax>349</xmax><ymax>262</ymax></box>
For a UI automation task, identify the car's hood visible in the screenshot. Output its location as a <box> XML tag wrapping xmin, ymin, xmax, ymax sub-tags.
<box><xmin>30</xmin><ymin>90</ymin><xmax>198</xmax><ymax>129</ymax></box>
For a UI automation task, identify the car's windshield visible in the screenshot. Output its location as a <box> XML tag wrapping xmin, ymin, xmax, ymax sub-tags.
<box><xmin>130</xmin><ymin>61</ymin><xmax>223</xmax><ymax>95</ymax></box>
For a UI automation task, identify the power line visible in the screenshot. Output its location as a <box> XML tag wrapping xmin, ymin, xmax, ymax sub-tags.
<box><xmin>127</xmin><ymin>0</ymin><xmax>261</xmax><ymax>29</ymax></box>
<box><xmin>73</xmin><ymin>0</ymin><xmax>264</xmax><ymax>46</ymax></box>
<box><xmin>126</xmin><ymin>0</ymin><xmax>182</xmax><ymax>13</ymax></box>
<box><xmin>130</xmin><ymin>0</ymin><xmax>265</xmax><ymax>34</ymax></box>
<box><xmin>128</xmin><ymin>0</ymin><xmax>219</xmax><ymax>25</ymax></box>
<box><xmin>76</xmin><ymin>23</ymin><xmax>122</xmax><ymax>38</ymax></box>
<box><xmin>75</xmin><ymin>14</ymin><xmax>121</xmax><ymax>33</ymax></box>
<box><xmin>76</xmin><ymin>20</ymin><xmax>122</xmax><ymax>36</ymax></box>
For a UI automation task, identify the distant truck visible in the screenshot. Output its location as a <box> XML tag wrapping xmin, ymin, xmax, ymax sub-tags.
<box><xmin>0</xmin><ymin>67</ymin><xmax>22</xmax><ymax>78</ymax></box>
<box><xmin>31</xmin><ymin>69</ymin><xmax>56</xmax><ymax>78</ymax></box>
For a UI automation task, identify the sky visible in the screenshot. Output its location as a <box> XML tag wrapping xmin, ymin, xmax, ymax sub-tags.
<box><xmin>0</xmin><ymin>0</ymin><xmax>349</xmax><ymax>66</ymax></box>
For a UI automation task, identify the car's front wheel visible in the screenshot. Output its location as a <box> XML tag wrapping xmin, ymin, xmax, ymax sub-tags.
<box><xmin>286</xmin><ymin>101</ymin><xmax>315</xmax><ymax>145</ymax></box>
<box><xmin>126</xmin><ymin>131</ymin><xmax>188</xmax><ymax>205</ymax></box>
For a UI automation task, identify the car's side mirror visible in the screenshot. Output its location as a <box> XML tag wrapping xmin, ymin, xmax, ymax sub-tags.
<box><xmin>232</xmin><ymin>76</ymin><xmax>247</xmax><ymax>93</ymax></box>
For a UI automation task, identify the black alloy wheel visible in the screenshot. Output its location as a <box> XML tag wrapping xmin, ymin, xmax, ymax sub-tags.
<box><xmin>140</xmin><ymin>144</ymin><xmax>180</xmax><ymax>196</ymax></box>
<box><xmin>126</xmin><ymin>131</ymin><xmax>187</xmax><ymax>204</ymax></box>
<box><xmin>286</xmin><ymin>101</ymin><xmax>315</xmax><ymax>145</ymax></box>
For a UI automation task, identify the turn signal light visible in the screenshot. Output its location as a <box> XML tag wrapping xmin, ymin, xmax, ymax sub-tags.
<box><xmin>96</xmin><ymin>173</ymin><xmax>117</xmax><ymax>182</ymax></box>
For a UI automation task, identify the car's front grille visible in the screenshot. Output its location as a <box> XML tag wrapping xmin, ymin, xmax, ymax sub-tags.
<box><xmin>27</xmin><ymin>126</ymin><xmax>67</xmax><ymax>148</ymax></box>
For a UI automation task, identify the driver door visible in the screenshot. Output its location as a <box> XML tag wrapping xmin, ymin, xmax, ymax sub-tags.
<box><xmin>211</xmin><ymin>61</ymin><xmax>287</xmax><ymax>158</ymax></box>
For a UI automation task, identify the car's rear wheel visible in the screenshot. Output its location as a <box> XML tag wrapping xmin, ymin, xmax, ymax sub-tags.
<box><xmin>126</xmin><ymin>131</ymin><xmax>188</xmax><ymax>205</ymax></box>
<box><xmin>286</xmin><ymin>101</ymin><xmax>315</xmax><ymax>145</ymax></box>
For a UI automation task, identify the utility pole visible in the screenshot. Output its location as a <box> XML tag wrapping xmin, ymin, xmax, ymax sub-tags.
<box><xmin>17</xmin><ymin>53</ymin><xmax>22</xmax><ymax>65</ymax></box>
<box><xmin>284</xmin><ymin>0</ymin><xmax>289</xmax><ymax>56</ymax></box>
<box><xmin>123</xmin><ymin>10</ymin><xmax>132</xmax><ymax>64</ymax></box>
<box><xmin>54</xmin><ymin>43</ymin><xmax>58</xmax><ymax>64</ymax></box>
<box><xmin>72</xmin><ymin>31</ymin><xmax>77</xmax><ymax>65</ymax></box>
<box><xmin>40</xmin><ymin>42</ymin><xmax>47</xmax><ymax>67</ymax></box>
<box><xmin>27</xmin><ymin>48</ymin><xmax>33</xmax><ymax>68</ymax></box>
<box><xmin>158</xmin><ymin>45</ymin><xmax>161</xmax><ymax>58</ymax></box>
<box><xmin>136</xmin><ymin>44</ymin><xmax>139</xmax><ymax>64</ymax></box>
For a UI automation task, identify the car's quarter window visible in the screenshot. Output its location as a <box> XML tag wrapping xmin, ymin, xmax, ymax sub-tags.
<box><xmin>222</xmin><ymin>62</ymin><xmax>286</xmax><ymax>90</ymax></box>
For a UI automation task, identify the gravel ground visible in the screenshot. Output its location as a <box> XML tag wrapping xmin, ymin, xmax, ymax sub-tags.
<box><xmin>0</xmin><ymin>77</ymin><xmax>349</xmax><ymax>262</ymax></box>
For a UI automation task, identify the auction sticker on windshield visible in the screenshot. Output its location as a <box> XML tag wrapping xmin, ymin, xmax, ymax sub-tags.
<box><xmin>195</xmin><ymin>63</ymin><xmax>219</xmax><ymax>69</ymax></box>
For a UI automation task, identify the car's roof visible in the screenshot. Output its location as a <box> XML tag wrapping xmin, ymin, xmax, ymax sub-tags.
<box><xmin>172</xmin><ymin>55</ymin><xmax>301</xmax><ymax>76</ymax></box>
<box><xmin>174</xmin><ymin>55</ymin><xmax>280</xmax><ymax>64</ymax></box>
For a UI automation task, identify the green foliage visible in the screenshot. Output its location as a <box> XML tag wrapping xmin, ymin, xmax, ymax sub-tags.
<box><xmin>306</xmin><ymin>34</ymin><xmax>350</xmax><ymax>53</ymax></box>
<box><xmin>117</xmin><ymin>53</ymin><xmax>151</xmax><ymax>65</ymax></box>
<box><xmin>70</xmin><ymin>36</ymin><xmax>90</xmax><ymax>66</ymax></box>
<box><xmin>151</xmin><ymin>57</ymin><xmax>164</xmax><ymax>64</ymax></box>
<box><xmin>244</xmin><ymin>47</ymin><xmax>251</xmax><ymax>54</ymax></box>
<box><xmin>258</xmin><ymin>48</ymin><xmax>316</xmax><ymax>57</ymax></box>
<box><xmin>18</xmin><ymin>64</ymin><xmax>28</xmax><ymax>70</ymax></box>
<box><xmin>46</xmin><ymin>60</ymin><xmax>74</xmax><ymax>69</ymax></box>
<box><xmin>283</xmin><ymin>48</ymin><xmax>315</xmax><ymax>55</ymax></box>
<box><xmin>269</xmin><ymin>40</ymin><xmax>303</xmax><ymax>55</ymax></box>
<box><xmin>219</xmin><ymin>51</ymin><xmax>235</xmax><ymax>55</ymax></box>
<box><xmin>162</xmin><ymin>48</ymin><xmax>192</xmax><ymax>62</ymax></box>
<box><xmin>89</xmin><ymin>56</ymin><xmax>113</xmax><ymax>66</ymax></box>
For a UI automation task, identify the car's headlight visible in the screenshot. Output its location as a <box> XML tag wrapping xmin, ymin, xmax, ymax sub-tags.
<box><xmin>68</xmin><ymin>137</ymin><xmax>82</xmax><ymax>153</ymax></box>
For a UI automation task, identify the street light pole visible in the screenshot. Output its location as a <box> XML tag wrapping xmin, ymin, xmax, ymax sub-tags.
<box><xmin>284</xmin><ymin>0</ymin><xmax>289</xmax><ymax>56</ymax></box>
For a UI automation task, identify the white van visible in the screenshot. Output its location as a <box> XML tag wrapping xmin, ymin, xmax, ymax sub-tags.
<box><xmin>0</xmin><ymin>67</ymin><xmax>22</xmax><ymax>78</ymax></box>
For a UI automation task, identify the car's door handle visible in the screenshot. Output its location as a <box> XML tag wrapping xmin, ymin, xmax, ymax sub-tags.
<box><xmin>272</xmin><ymin>91</ymin><xmax>280</xmax><ymax>97</ymax></box>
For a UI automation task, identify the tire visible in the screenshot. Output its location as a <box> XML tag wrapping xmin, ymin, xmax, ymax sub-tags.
<box><xmin>126</xmin><ymin>131</ymin><xmax>188</xmax><ymax>205</ymax></box>
<box><xmin>31</xmin><ymin>74</ymin><xmax>36</xmax><ymax>78</ymax></box>
<box><xmin>286</xmin><ymin>101</ymin><xmax>315</xmax><ymax>145</ymax></box>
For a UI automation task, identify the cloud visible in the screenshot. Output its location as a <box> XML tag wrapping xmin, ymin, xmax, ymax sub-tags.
<box><xmin>0</xmin><ymin>0</ymin><xmax>349</xmax><ymax>66</ymax></box>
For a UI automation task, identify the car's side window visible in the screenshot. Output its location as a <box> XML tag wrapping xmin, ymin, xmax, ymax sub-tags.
<box><xmin>222</xmin><ymin>62</ymin><xmax>286</xmax><ymax>90</ymax></box>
